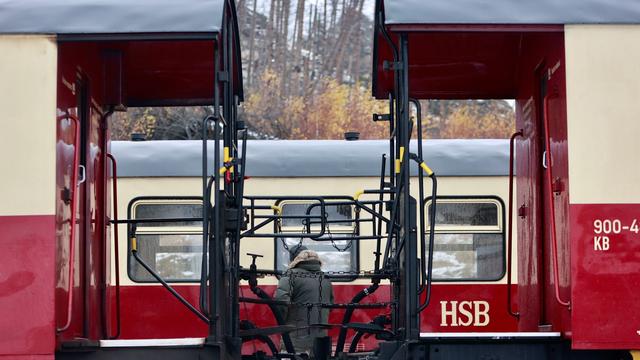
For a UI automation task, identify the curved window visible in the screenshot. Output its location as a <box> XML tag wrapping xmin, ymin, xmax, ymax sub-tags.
<box><xmin>424</xmin><ymin>196</ymin><xmax>505</xmax><ymax>281</ymax></box>
<box><xmin>127</xmin><ymin>198</ymin><xmax>203</xmax><ymax>283</ymax></box>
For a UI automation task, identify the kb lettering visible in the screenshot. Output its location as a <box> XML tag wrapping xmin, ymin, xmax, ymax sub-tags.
<box><xmin>440</xmin><ymin>301</ymin><xmax>490</xmax><ymax>327</ymax></box>
<box><xmin>594</xmin><ymin>236</ymin><xmax>610</xmax><ymax>251</ymax></box>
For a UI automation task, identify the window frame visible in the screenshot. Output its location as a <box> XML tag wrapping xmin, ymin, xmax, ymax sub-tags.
<box><xmin>272</xmin><ymin>199</ymin><xmax>360</xmax><ymax>281</ymax></box>
<box><xmin>126</xmin><ymin>195</ymin><xmax>204</xmax><ymax>284</ymax></box>
<box><xmin>422</xmin><ymin>195</ymin><xmax>506</xmax><ymax>282</ymax></box>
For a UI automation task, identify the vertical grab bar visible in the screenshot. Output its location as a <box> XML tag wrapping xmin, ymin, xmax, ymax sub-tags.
<box><xmin>507</xmin><ymin>131</ymin><xmax>522</xmax><ymax>318</ymax></box>
<box><xmin>542</xmin><ymin>96</ymin><xmax>571</xmax><ymax>308</ymax></box>
<box><xmin>106</xmin><ymin>153</ymin><xmax>121</xmax><ymax>339</ymax></box>
<box><xmin>57</xmin><ymin>113</ymin><xmax>81</xmax><ymax>333</ymax></box>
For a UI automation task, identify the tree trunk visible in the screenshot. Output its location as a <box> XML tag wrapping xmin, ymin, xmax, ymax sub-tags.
<box><xmin>247</xmin><ymin>0</ymin><xmax>258</xmax><ymax>87</ymax></box>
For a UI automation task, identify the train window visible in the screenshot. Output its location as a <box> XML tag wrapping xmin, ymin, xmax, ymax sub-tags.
<box><xmin>280</xmin><ymin>202</ymin><xmax>353</xmax><ymax>228</ymax></box>
<box><xmin>424</xmin><ymin>197</ymin><xmax>505</xmax><ymax>281</ymax></box>
<box><xmin>128</xmin><ymin>199</ymin><xmax>203</xmax><ymax>282</ymax></box>
<box><xmin>275</xmin><ymin>202</ymin><xmax>358</xmax><ymax>276</ymax></box>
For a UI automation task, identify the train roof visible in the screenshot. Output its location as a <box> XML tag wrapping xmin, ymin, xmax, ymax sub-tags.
<box><xmin>0</xmin><ymin>0</ymin><xmax>245</xmax><ymax>106</ymax></box>
<box><xmin>382</xmin><ymin>0</ymin><xmax>640</xmax><ymax>25</ymax></box>
<box><xmin>110</xmin><ymin>139</ymin><xmax>510</xmax><ymax>178</ymax></box>
<box><xmin>372</xmin><ymin>0</ymin><xmax>640</xmax><ymax>100</ymax></box>
<box><xmin>0</xmin><ymin>0</ymin><xmax>226</xmax><ymax>37</ymax></box>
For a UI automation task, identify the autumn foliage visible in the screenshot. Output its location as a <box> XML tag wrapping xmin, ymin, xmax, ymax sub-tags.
<box><xmin>111</xmin><ymin>0</ymin><xmax>515</xmax><ymax>141</ymax></box>
<box><xmin>242</xmin><ymin>69</ymin><xmax>388</xmax><ymax>139</ymax></box>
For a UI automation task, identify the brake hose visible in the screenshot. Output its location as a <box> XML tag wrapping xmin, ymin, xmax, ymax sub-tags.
<box><xmin>334</xmin><ymin>282</ymin><xmax>380</xmax><ymax>356</ymax></box>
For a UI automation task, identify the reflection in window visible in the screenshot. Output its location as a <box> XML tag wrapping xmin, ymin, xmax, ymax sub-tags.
<box><xmin>276</xmin><ymin>202</ymin><xmax>358</xmax><ymax>275</ymax></box>
<box><xmin>280</xmin><ymin>202</ymin><xmax>353</xmax><ymax>227</ymax></box>
<box><xmin>128</xmin><ymin>201</ymin><xmax>203</xmax><ymax>282</ymax></box>
<box><xmin>425</xmin><ymin>198</ymin><xmax>504</xmax><ymax>281</ymax></box>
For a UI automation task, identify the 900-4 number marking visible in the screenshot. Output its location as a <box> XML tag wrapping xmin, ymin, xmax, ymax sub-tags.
<box><xmin>593</xmin><ymin>219</ymin><xmax>639</xmax><ymax>234</ymax></box>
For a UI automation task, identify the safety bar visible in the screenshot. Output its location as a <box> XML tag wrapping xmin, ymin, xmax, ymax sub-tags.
<box><xmin>306</xmin><ymin>199</ymin><xmax>390</xmax><ymax>225</ymax></box>
<box><xmin>543</xmin><ymin>96</ymin><xmax>570</xmax><ymax>308</ymax></box>
<box><xmin>238</xmin><ymin>297</ymin><xmax>390</xmax><ymax>309</ymax></box>
<box><xmin>407</xmin><ymin>98</ymin><xmax>438</xmax><ymax>313</ymax></box>
<box><xmin>112</xmin><ymin>217</ymin><xmax>204</xmax><ymax>225</ymax></box>
<box><xmin>507</xmin><ymin>131</ymin><xmax>522</xmax><ymax>318</ymax></box>
<box><xmin>381</xmin><ymin>160</ymin><xmax>406</xmax><ymax>269</ymax></box>
<box><xmin>106</xmin><ymin>153</ymin><xmax>121</xmax><ymax>338</ymax></box>
<box><xmin>374</xmin><ymin>155</ymin><xmax>387</xmax><ymax>273</ymax></box>
<box><xmin>200</xmin><ymin>115</ymin><xmax>215</xmax><ymax>318</ymax></box>
<box><xmin>239</xmin><ymin>268</ymin><xmax>391</xmax><ymax>280</ymax></box>
<box><xmin>242</xmin><ymin>196</ymin><xmax>328</xmax><ymax>239</ymax></box>
<box><xmin>56</xmin><ymin>113</ymin><xmax>80</xmax><ymax>333</ymax></box>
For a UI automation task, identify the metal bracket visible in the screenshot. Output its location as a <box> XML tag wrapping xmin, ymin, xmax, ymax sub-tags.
<box><xmin>217</xmin><ymin>71</ymin><xmax>229</xmax><ymax>82</ymax></box>
<box><xmin>383</xmin><ymin>60</ymin><xmax>403</xmax><ymax>71</ymax></box>
<box><xmin>373</xmin><ymin>113</ymin><xmax>392</xmax><ymax>122</ymax></box>
<box><xmin>77</xmin><ymin>165</ymin><xmax>86</xmax><ymax>186</ymax></box>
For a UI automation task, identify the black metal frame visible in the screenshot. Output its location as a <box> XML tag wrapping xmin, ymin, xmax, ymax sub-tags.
<box><xmin>270</xmin><ymin>198</ymin><xmax>373</xmax><ymax>280</ymax></box>
<box><xmin>102</xmin><ymin>0</ymin><xmax>435</xmax><ymax>357</ymax></box>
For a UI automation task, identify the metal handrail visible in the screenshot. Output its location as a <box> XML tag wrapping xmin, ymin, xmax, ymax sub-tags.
<box><xmin>543</xmin><ymin>96</ymin><xmax>570</xmax><ymax>308</ymax></box>
<box><xmin>507</xmin><ymin>131</ymin><xmax>523</xmax><ymax>318</ymax></box>
<box><xmin>106</xmin><ymin>153</ymin><xmax>121</xmax><ymax>338</ymax></box>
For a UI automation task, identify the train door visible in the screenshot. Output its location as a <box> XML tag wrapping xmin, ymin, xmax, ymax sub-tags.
<box><xmin>87</xmin><ymin>80</ymin><xmax>107</xmax><ymax>340</ymax></box>
<box><xmin>75</xmin><ymin>76</ymin><xmax>107</xmax><ymax>341</ymax></box>
<box><xmin>535</xmin><ymin>61</ymin><xmax>571</xmax><ymax>332</ymax></box>
<box><xmin>535</xmin><ymin>66</ymin><xmax>551</xmax><ymax>329</ymax></box>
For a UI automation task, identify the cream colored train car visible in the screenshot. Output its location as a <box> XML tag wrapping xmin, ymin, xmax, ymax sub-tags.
<box><xmin>108</xmin><ymin>139</ymin><xmax>517</xmax><ymax>344</ymax></box>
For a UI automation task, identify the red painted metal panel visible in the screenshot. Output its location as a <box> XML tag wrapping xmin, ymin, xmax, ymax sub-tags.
<box><xmin>0</xmin><ymin>356</ymin><xmax>54</xmax><ymax>360</ymax></box>
<box><xmin>374</xmin><ymin>27</ymin><xmax>563</xmax><ymax>100</ymax></box>
<box><xmin>0</xmin><ymin>215</ymin><xmax>56</xmax><ymax>355</ymax></box>
<box><xmin>56</xmin><ymin>42</ymin><xmax>109</xmax><ymax>344</ymax></box>
<box><xmin>55</xmin><ymin>112</ymin><xmax>81</xmax><ymax>336</ymax></box>
<box><xmin>56</xmin><ymin>41</ymin><xmax>217</xmax><ymax>107</ymax></box>
<box><xmin>542</xmin><ymin>60</ymin><xmax>571</xmax><ymax>333</ymax></box>
<box><xmin>84</xmin><ymin>104</ymin><xmax>107</xmax><ymax>340</ymax></box>
<box><xmin>109</xmin><ymin>283</ymin><xmax>517</xmax><ymax>352</ymax></box>
<box><xmin>570</xmin><ymin>204</ymin><xmax>640</xmax><ymax>350</ymax></box>
<box><xmin>515</xmin><ymin>31</ymin><xmax>570</xmax><ymax>334</ymax></box>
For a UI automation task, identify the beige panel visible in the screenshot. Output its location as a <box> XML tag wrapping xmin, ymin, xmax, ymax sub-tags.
<box><xmin>112</xmin><ymin>176</ymin><xmax>517</xmax><ymax>287</ymax></box>
<box><xmin>566</xmin><ymin>25</ymin><xmax>640</xmax><ymax>204</ymax></box>
<box><xmin>0</xmin><ymin>36</ymin><xmax>57</xmax><ymax>216</ymax></box>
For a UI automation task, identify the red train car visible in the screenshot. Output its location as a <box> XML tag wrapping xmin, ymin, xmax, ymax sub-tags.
<box><xmin>373</xmin><ymin>0</ymin><xmax>640</xmax><ymax>357</ymax></box>
<box><xmin>1</xmin><ymin>0</ymin><xmax>640</xmax><ymax>359</ymax></box>
<box><xmin>106</xmin><ymin>139</ymin><xmax>517</xmax><ymax>351</ymax></box>
<box><xmin>0</xmin><ymin>0</ymin><xmax>242</xmax><ymax>359</ymax></box>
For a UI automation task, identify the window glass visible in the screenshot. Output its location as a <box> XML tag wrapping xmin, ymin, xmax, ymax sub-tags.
<box><xmin>425</xmin><ymin>198</ymin><xmax>504</xmax><ymax>281</ymax></box>
<box><xmin>135</xmin><ymin>203</ymin><xmax>202</xmax><ymax>227</ymax></box>
<box><xmin>276</xmin><ymin>202</ymin><xmax>357</xmax><ymax>275</ymax></box>
<box><xmin>433</xmin><ymin>202</ymin><xmax>498</xmax><ymax>227</ymax></box>
<box><xmin>281</xmin><ymin>203</ymin><xmax>353</xmax><ymax>228</ymax></box>
<box><xmin>129</xmin><ymin>201</ymin><xmax>203</xmax><ymax>282</ymax></box>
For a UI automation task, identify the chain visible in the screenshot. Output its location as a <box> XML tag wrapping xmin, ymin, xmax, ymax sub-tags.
<box><xmin>318</xmin><ymin>272</ymin><xmax>323</xmax><ymax>324</ymax></box>
<box><xmin>283</xmin><ymin>269</ymin><xmax>395</xmax><ymax>278</ymax></box>
<box><xmin>280</xmin><ymin>236</ymin><xmax>303</xmax><ymax>252</ymax></box>
<box><xmin>286</xmin><ymin>269</ymin><xmax>295</xmax><ymax>305</ymax></box>
<box><xmin>328</xmin><ymin>225</ymin><xmax>354</xmax><ymax>252</ymax></box>
<box><xmin>246</xmin><ymin>269</ymin><xmax>396</xmax><ymax>280</ymax></box>
<box><xmin>330</xmin><ymin>206</ymin><xmax>365</xmax><ymax>252</ymax></box>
